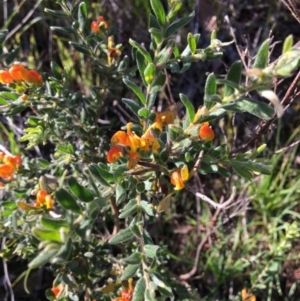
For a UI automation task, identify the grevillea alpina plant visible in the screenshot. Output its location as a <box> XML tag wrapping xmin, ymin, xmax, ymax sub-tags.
<box><xmin>0</xmin><ymin>0</ymin><xmax>300</xmax><ymax>300</ymax></box>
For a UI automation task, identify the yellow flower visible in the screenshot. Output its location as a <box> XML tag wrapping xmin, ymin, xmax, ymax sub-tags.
<box><xmin>140</xmin><ymin>132</ymin><xmax>160</xmax><ymax>152</ymax></box>
<box><xmin>170</xmin><ymin>165</ymin><xmax>189</xmax><ymax>190</ymax></box>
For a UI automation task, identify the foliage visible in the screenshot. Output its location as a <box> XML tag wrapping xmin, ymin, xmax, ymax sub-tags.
<box><xmin>0</xmin><ymin>0</ymin><xmax>300</xmax><ymax>300</ymax></box>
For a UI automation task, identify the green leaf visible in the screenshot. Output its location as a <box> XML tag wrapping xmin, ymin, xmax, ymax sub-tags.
<box><xmin>40</xmin><ymin>216</ymin><xmax>68</xmax><ymax>231</ymax></box>
<box><xmin>140</xmin><ymin>201</ymin><xmax>155</xmax><ymax>216</ymax></box>
<box><xmin>69</xmin><ymin>41</ymin><xmax>91</xmax><ymax>56</ymax></box>
<box><xmin>224</xmin><ymin>61</ymin><xmax>242</xmax><ymax>97</ymax></box>
<box><xmin>149</xmin><ymin>27</ymin><xmax>163</xmax><ymax>44</ymax></box>
<box><xmin>88</xmin><ymin>163</ymin><xmax>111</xmax><ymax>187</ymax></box>
<box><xmin>123</xmin><ymin>78</ymin><xmax>146</xmax><ymax>105</ymax></box>
<box><xmin>51</xmin><ymin>61</ymin><xmax>63</xmax><ymax>80</ymax></box>
<box><xmin>123</xmin><ymin>252</ymin><xmax>143</xmax><ymax>264</ymax></box>
<box><xmin>167</xmin><ymin>0</ymin><xmax>182</xmax><ymax>22</ymax></box>
<box><xmin>231</xmin><ymin>163</ymin><xmax>253</xmax><ymax>181</ymax></box>
<box><xmin>132</xmin><ymin>278</ymin><xmax>146</xmax><ymax>301</ymax></box>
<box><xmin>119</xmin><ymin>204</ymin><xmax>138</xmax><ymax>218</ymax></box>
<box><xmin>253</xmin><ymin>39</ymin><xmax>270</xmax><ymax>69</ymax></box>
<box><xmin>51</xmin><ymin>237</ymin><xmax>73</xmax><ymax>264</ymax></box>
<box><xmin>116</xmin><ymin>184</ymin><xmax>126</xmax><ymax>205</ymax></box>
<box><xmin>222</xmin><ymin>98</ymin><xmax>274</xmax><ymax>119</ymax></box>
<box><xmin>218</xmin><ymin>166</ymin><xmax>231</xmax><ymax>177</ymax></box>
<box><xmin>151</xmin><ymin>72</ymin><xmax>166</xmax><ymax>93</ymax></box>
<box><xmin>44</xmin><ymin>8</ymin><xmax>68</xmax><ymax>17</ymax></box>
<box><xmin>155</xmin><ymin>40</ymin><xmax>175</xmax><ymax>68</ymax></box>
<box><xmin>198</xmin><ymin>108</ymin><xmax>226</xmax><ymax>123</ymax></box>
<box><xmin>55</xmin><ymin>188</ymin><xmax>82</xmax><ymax>214</ymax></box>
<box><xmin>122</xmin><ymin>98</ymin><xmax>142</xmax><ymax>117</ymax></box>
<box><xmin>136</xmin><ymin>51</ymin><xmax>148</xmax><ymax>86</ymax></box>
<box><xmin>165</xmin><ymin>11</ymin><xmax>195</xmax><ymax>39</ymax></box>
<box><xmin>51</xmin><ymin>26</ymin><xmax>78</xmax><ymax>35</ymax></box>
<box><xmin>187</xmin><ymin>32</ymin><xmax>196</xmax><ymax>54</ymax></box>
<box><xmin>179</xmin><ymin>93</ymin><xmax>195</xmax><ymax>125</ymax></box>
<box><xmin>109</xmin><ymin>227</ymin><xmax>134</xmax><ymax>244</ymax></box>
<box><xmin>68</xmin><ymin>177</ymin><xmax>94</xmax><ymax>203</ymax></box>
<box><xmin>129</xmin><ymin>39</ymin><xmax>152</xmax><ymax>63</ymax></box>
<box><xmin>78</xmin><ymin>2</ymin><xmax>87</xmax><ymax>31</ymax></box>
<box><xmin>204</xmin><ymin>73</ymin><xmax>217</xmax><ymax>110</ymax></box>
<box><xmin>28</xmin><ymin>247</ymin><xmax>60</xmax><ymax>269</ymax></box>
<box><xmin>0</xmin><ymin>29</ymin><xmax>8</xmax><ymax>44</ymax></box>
<box><xmin>282</xmin><ymin>35</ymin><xmax>293</xmax><ymax>54</ymax></box>
<box><xmin>144</xmin><ymin>244</ymin><xmax>160</xmax><ymax>258</ymax></box>
<box><xmin>121</xmin><ymin>264</ymin><xmax>140</xmax><ymax>280</ymax></box>
<box><xmin>149</xmin><ymin>13</ymin><xmax>161</xmax><ymax>30</ymax></box>
<box><xmin>150</xmin><ymin>0</ymin><xmax>166</xmax><ymax>26</ymax></box>
<box><xmin>32</xmin><ymin>227</ymin><xmax>62</xmax><ymax>242</ymax></box>
<box><xmin>95</xmin><ymin>163</ymin><xmax>113</xmax><ymax>182</ymax></box>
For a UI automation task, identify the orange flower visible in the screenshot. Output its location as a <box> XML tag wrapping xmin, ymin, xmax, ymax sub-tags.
<box><xmin>152</xmin><ymin>110</ymin><xmax>175</xmax><ymax>131</ymax></box>
<box><xmin>0</xmin><ymin>70</ymin><xmax>13</xmax><ymax>84</ymax></box>
<box><xmin>9</xmin><ymin>63</ymin><xmax>28</xmax><ymax>81</ymax></box>
<box><xmin>113</xmin><ymin>278</ymin><xmax>134</xmax><ymax>301</ymax></box>
<box><xmin>241</xmin><ymin>288</ymin><xmax>256</xmax><ymax>301</ymax></box>
<box><xmin>0</xmin><ymin>164</ymin><xmax>15</xmax><ymax>178</ymax></box>
<box><xmin>170</xmin><ymin>165</ymin><xmax>189</xmax><ymax>190</ymax></box>
<box><xmin>107</xmin><ymin>145</ymin><xmax>123</xmax><ymax>163</ymax></box>
<box><xmin>199</xmin><ymin>122</ymin><xmax>214</xmax><ymax>141</ymax></box>
<box><xmin>111</xmin><ymin>130</ymin><xmax>128</xmax><ymax>146</ymax></box>
<box><xmin>3</xmin><ymin>154</ymin><xmax>22</xmax><ymax>169</ymax></box>
<box><xmin>127</xmin><ymin>151</ymin><xmax>140</xmax><ymax>169</ymax></box>
<box><xmin>35</xmin><ymin>189</ymin><xmax>54</xmax><ymax>209</ymax></box>
<box><xmin>51</xmin><ymin>285</ymin><xmax>63</xmax><ymax>298</ymax></box>
<box><xmin>91</xmin><ymin>21</ymin><xmax>100</xmax><ymax>33</ymax></box>
<box><xmin>25</xmin><ymin>70</ymin><xmax>43</xmax><ymax>86</ymax></box>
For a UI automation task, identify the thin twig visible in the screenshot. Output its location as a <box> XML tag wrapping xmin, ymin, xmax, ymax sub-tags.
<box><xmin>275</xmin><ymin>139</ymin><xmax>300</xmax><ymax>153</ymax></box>
<box><xmin>179</xmin><ymin>187</ymin><xmax>237</xmax><ymax>280</ymax></box>
<box><xmin>6</xmin><ymin>0</ymin><xmax>44</xmax><ymax>41</ymax></box>
<box><xmin>1</xmin><ymin>238</ymin><xmax>15</xmax><ymax>301</ymax></box>
<box><xmin>230</xmin><ymin>69</ymin><xmax>300</xmax><ymax>156</ymax></box>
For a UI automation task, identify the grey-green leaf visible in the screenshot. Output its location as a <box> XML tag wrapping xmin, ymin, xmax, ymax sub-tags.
<box><xmin>123</xmin><ymin>78</ymin><xmax>146</xmax><ymax>105</ymax></box>
<box><xmin>253</xmin><ymin>39</ymin><xmax>270</xmax><ymax>69</ymax></box>
<box><xmin>78</xmin><ymin>2</ymin><xmax>87</xmax><ymax>31</ymax></box>
<box><xmin>144</xmin><ymin>244</ymin><xmax>160</xmax><ymax>259</ymax></box>
<box><xmin>150</xmin><ymin>0</ymin><xmax>166</xmax><ymax>26</ymax></box>
<box><xmin>179</xmin><ymin>93</ymin><xmax>195</xmax><ymax>124</ymax></box>
<box><xmin>121</xmin><ymin>264</ymin><xmax>140</xmax><ymax>280</ymax></box>
<box><xmin>109</xmin><ymin>227</ymin><xmax>134</xmax><ymax>245</ymax></box>
<box><xmin>132</xmin><ymin>278</ymin><xmax>146</xmax><ymax>301</ymax></box>
<box><xmin>204</xmin><ymin>73</ymin><xmax>217</xmax><ymax>110</ymax></box>
<box><xmin>165</xmin><ymin>12</ymin><xmax>195</xmax><ymax>39</ymax></box>
<box><xmin>224</xmin><ymin>61</ymin><xmax>242</xmax><ymax>97</ymax></box>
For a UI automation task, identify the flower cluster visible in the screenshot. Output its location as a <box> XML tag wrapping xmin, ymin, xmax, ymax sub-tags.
<box><xmin>90</xmin><ymin>15</ymin><xmax>109</xmax><ymax>33</ymax></box>
<box><xmin>35</xmin><ymin>189</ymin><xmax>54</xmax><ymax>209</ymax></box>
<box><xmin>107</xmin><ymin>111</ymin><xmax>175</xmax><ymax>169</ymax></box>
<box><xmin>108</xmin><ymin>122</ymin><xmax>160</xmax><ymax>168</ymax></box>
<box><xmin>0</xmin><ymin>63</ymin><xmax>43</xmax><ymax>87</ymax></box>
<box><xmin>0</xmin><ymin>152</ymin><xmax>22</xmax><ymax>187</ymax></box>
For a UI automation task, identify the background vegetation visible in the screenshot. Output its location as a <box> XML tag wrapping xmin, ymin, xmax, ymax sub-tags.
<box><xmin>0</xmin><ymin>0</ymin><xmax>300</xmax><ymax>301</ymax></box>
